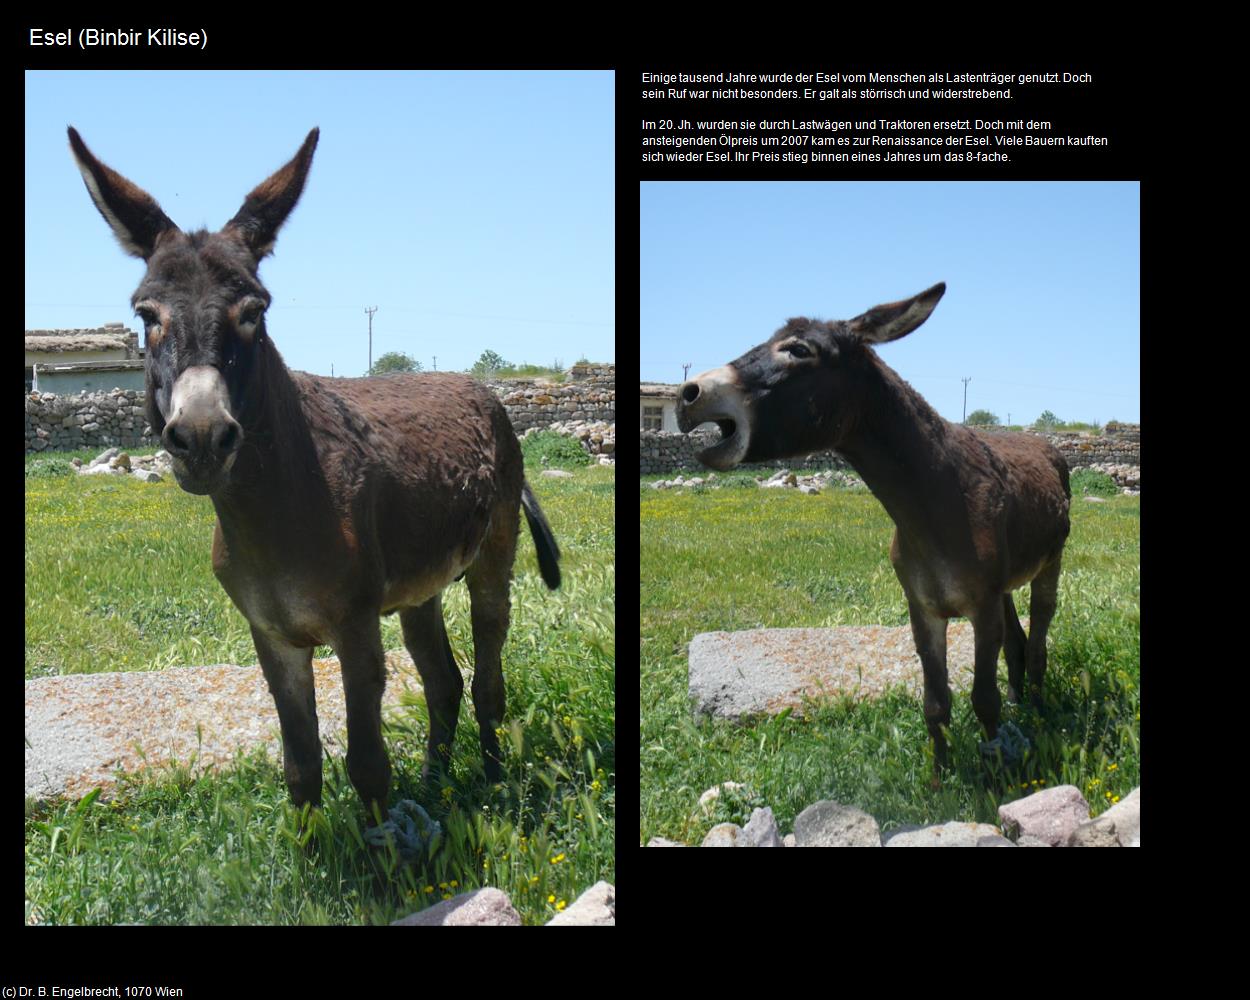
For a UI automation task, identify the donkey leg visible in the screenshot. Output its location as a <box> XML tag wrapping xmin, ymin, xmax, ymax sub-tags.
<box><xmin>1027</xmin><ymin>557</ymin><xmax>1063</xmax><ymax>708</ymax></box>
<box><xmin>464</xmin><ymin>522</ymin><xmax>520</xmax><ymax>783</ymax></box>
<box><xmin>1002</xmin><ymin>593</ymin><xmax>1028</xmax><ymax>704</ymax></box>
<box><xmin>466</xmin><ymin>579</ymin><xmax>511</xmax><ymax>782</ymax></box>
<box><xmin>399</xmin><ymin>596</ymin><xmax>464</xmax><ymax>780</ymax></box>
<box><xmin>907</xmin><ymin>599</ymin><xmax>951</xmax><ymax>786</ymax></box>
<box><xmin>334</xmin><ymin>622</ymin><xmax>391</xmax><ymax>822</ymax></box>
<box><xmin>969</xmin><ymin>599</ymin><xmax>1005</xmax><ymax>742</ymax></box>
<box><xmin>252</xmin><ymin>627</ymin><xmax>322</xmax><ymax>808</ymax></box>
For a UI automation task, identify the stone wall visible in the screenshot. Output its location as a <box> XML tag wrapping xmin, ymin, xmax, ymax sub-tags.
<box><xmin>485</xmin><ymin>367</ymin><xmax>616</xmax><ymax>434</ymax></box>
<box><xmin>26</xmin><ymin>387</ymin><xmax>150</xmax><ymax>453</ymax></box>
<box><xmin>640</xmin><ymin>423</ymin><xmax>1141</xmax><ymax>476</ymax></box>
<box><xmin>25</xmin><ymin>366</ymin><xmax>616</xmax><ymax>454</ymax></box>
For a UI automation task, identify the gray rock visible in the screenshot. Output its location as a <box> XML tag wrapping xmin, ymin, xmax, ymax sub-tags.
<box><xmin>998</xmin><ymin>785</ymin><xmax>1091</xmax><ymax>846</ymax></box>
<box><xmin>884</xmin><ymin>821</ymin><xmax>1005</xmax><ymax>846</ymax></box>
<box><xmin>742</xmin><ymin>807</ymin><xmax>783</xmax><ymax>847</ymax></box>
<box><xmin>1068</xmin><ymin>817</ymin><xmax>1121</xmax><ymax>847</ymax></box>
<box><xmin>1069</xmin><ymin>787</ymin><xmax>1139</xmax><ymax>847</ymax></box>
<box><xmin>391</xmin><ymin>887</ymin><xmax>521</xmax><ymax>926</ymax></box>
<box><xmin>88</xmin><ymin>447</ymin><xmax>120</xmax><ymax>468</ymax></box>
<box><xmin>688</xmin><ymin>624</ymin><xmax>997</xmax><ymax>721</ymax></box>
<box><xmin>1015</xmin><ymin>835</ymin><xmax>1053</xmax><ymax>847</ymax></box>
<box><xmin>793</xmin><ymin>800</ymin><xmax>881</xmax><ymax>847</ymax></box>
<box><xmin>702</xmin><ymin>822</ymin><xmax>744</xmax><ymax>846</ymax></box>
<box><xmin>545</xmin><ymin>881</ymin><xmax>614</xmax><ymax>926</ymax></box>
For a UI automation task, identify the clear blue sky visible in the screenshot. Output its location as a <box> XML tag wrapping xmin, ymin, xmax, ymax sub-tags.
<box><xmin>26</xmin><ymin>71</ymin><xmax>614</xmax><ymax>377</ymax></box>
<box><xmin>641</xmin><ymin>182</ymin><xmax>1139</xmax><ymax>425</ymax></box>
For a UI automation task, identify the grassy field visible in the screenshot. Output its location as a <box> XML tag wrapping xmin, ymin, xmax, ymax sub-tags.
<box><xmin>25</xmin><ymin>448</ymin><xmax>614</xmax><ymax>924</ymax></box>
<box><xmin>640</xmin><ymin>473</ymin><xmax>1139</xmax><ymax>844</ymax></box>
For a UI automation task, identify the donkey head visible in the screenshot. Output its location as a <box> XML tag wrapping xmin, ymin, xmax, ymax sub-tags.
<box><xmin>68</xmin><ymin>127</ymin><xmax>319</xmax><ymax>495</ymax></box>
<box><xmin>676</xmin><ymin>283</ymin><xmax>946</xmax><ymax>470</ymax></box>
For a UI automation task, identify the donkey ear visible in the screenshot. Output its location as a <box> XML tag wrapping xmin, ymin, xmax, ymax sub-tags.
<box><xmin>67</xmin><ymin>127</ymin><xmax>179</xmax><ymax>260</ymax></box>
<box><xmin>848</xmin><ymin>282</ymin><xmax>946</xmax><ymax>345</ymax></box>
<box><xmin>225</xmin><ymin>128</ymin><xmax>319</xmax><ymax>259</ymax></box>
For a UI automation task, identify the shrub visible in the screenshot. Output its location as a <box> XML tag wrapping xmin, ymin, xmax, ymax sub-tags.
<box><xmin>1070</xmin><ymin>468</ymin><xmax>1118</xmax><ymax>497</ymax></box>
<box><xmin>26</xmin><ymin>457</ymin><xmax>76</xmax><ymax>479</ymax></box>
<box><xmin>521</xmin><ymin>430</ymin><xmax>590</xmax><ymax>470</ymax></box>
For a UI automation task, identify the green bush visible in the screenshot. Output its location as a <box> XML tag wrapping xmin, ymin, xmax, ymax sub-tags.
<box><xmin>521</xmin><ymin>431</ymin><xmax>590</xmax><ymax>470</ymax></box>
<box><xmin>1070</xmin><ymin>468</ymin><xmax>1119</xmax><ymax>497</ymax></box>
<box><xmin>25</xmin><ymin>457</ymin><xmax>76</xmax><ymax>479</ymax></box>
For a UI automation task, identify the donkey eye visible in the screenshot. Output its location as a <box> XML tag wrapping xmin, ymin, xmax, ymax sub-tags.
<box><xmin>784</xmin><ymin>342</ymin><xmax>813</xmax><ymax>359</ymax></box>
<box><xmin>135</xmin><ymin>306</ymin><xmax>161</xmax><ymax>334</ymax></box>
<box><xmin>238</xmin><ymin>302</ymin><xmax>265</xmax><ymax>326</ymax></box>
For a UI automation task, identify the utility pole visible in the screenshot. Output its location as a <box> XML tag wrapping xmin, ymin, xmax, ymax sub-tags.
<box><xmin>961</xmin><ymin>377</ymin><xmax>971</xmax><ymax>423</ymax></box>
<box><xmin>682</xmin><ymin>362</ymin><xmax>691</xmax><ymax>382</ymax></box>
<box><xmin>432</xmin><ymin>355</ymin><xmax>437</xmax><ymax>371</ymax></box>
<box><xmin>364</xmin><ymin>306</ymin><xmax>378</xmax><ymax>373</ymax></box>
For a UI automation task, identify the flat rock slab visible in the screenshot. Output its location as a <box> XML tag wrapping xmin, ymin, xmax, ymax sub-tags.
<box><xmin>689</xmin><ymin>620</ymin><xmax>1027</xmax><ymax>721</ymax></box>
<box><xmin>25</xmin><ymin>652</ymin><xmax>424</xmax><ymax>803</ymax></box>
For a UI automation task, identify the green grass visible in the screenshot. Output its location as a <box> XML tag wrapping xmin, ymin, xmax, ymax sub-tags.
<box><xmin>25</xmin><ymin>449</ymin><xmax>614</xmax><ymax>924</ymax></box>
<box><xmin>640</xmin><ymin>475</ymin><xmax>1139</xmax><ymax>844</ymax></box>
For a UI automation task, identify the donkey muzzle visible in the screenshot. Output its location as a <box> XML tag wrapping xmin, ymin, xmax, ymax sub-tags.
<box><xmin>161</xmin><ymin>365</ymin><xmax>243</xmax><ymax>494</ymax></box>
<box><xmin>676</xmin><ymin>365</ymin><xmax>751</xmax><ymax>470</ymax></box>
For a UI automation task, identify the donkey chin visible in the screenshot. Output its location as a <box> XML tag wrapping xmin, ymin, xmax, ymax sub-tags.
<box><xmin>168</xmin><ymin>452</ymin><xmax>238</xmax><ymax>496</ymax></box>
<box><xmin>675</xmin><ymin>365</ymin><xmax>752</xmax><ymax>471</ymax></box>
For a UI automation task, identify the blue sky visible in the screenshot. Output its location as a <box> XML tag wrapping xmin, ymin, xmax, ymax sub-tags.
<box><xmin>26</xmin><ymin>71</ymin><xmax>614</xmax><ymax>377</ymax></box>
<box><xmin>641</xmin><ymin>182</ymin><xmax>1139</xmax><ymax>425</ymax></box>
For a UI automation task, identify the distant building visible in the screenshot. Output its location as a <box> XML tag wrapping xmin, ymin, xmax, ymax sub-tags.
<box><xmin>640</xmin><ymin>382</ymin><xmax>679</xmax><ymax>432</ymax></box>
<box><xmin>26</xmin><ymin>324</ymin><xmax>144</xmax><ymax>393</ymax></box>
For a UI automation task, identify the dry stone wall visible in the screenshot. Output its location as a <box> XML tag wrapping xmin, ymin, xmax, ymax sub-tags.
<box><xmin>640</xmin><ymin>423</ymin><xmax>1140</xmax><ymax>478</ymax></box>
<box><xmin>484</xmin><ymin>366</ymin><xmax>615</xmax><ymax>433</ymax></box>
<box><xmin>640</xmin><ymin>429</ymin><xmax>852</xmax><ymax>476</ymax></box>
<box><xmin>26</xmin><ymin>387</ymin><xmax>148</xmax><ymax>453</ymax></box>
<box><xmin>25</xmin><ymin>366</ymin><xmax>615</xmax><ymax>455</ymax></box>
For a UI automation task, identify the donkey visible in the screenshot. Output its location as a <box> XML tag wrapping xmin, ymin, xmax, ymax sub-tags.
<box><xmin>677</xmin><ymin>283</ymin><xmax>1070</xmax><ymax>783</ymax></box>
<box><xmin>68</xmin><ymin>126</ymin><xmax>561</xmax><ymax>820</ymax></box>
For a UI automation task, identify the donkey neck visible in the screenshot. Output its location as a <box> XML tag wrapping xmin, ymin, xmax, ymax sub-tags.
<box><xmin>207</xmin><ymin>341</ymin><xmax>332</xmax><ymax>544</ymax></box>
<box><xmin>835</xmin><ymin>354</ymin><xmax>969</xmax><ymax>541</ymax></box>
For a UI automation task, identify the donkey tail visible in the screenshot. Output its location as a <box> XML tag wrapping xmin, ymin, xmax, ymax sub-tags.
<box><xmin>521</xmin><ymin>480</ymin><xmax>561</xmax><ymax>590</ymax></box>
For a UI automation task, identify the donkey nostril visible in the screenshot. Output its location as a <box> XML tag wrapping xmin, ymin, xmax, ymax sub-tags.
<box><xmin>163</xmin><ymin>423</ymin><xmax>189</xmax><ymax>456</ymax></box>
<box><xmin>681</xmin><ymin>382</ymin><xmax>700</xmax><ymax>404</ymax></box>
<box><xmin>215</xmin><ymin>421</ymin><xmax>242</xmax><ymax>456</ymax></box>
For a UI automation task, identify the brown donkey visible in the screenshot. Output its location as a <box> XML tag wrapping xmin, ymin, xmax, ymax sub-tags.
<box><xmin>68</xmin><ymin>127</ymin><xmax>561</xmax><ymax>819</ymax></box>
<box><xmin>677</xmin><ymin>283</ymin><xmax>1069</xmax><ymax>783</ymax></box>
